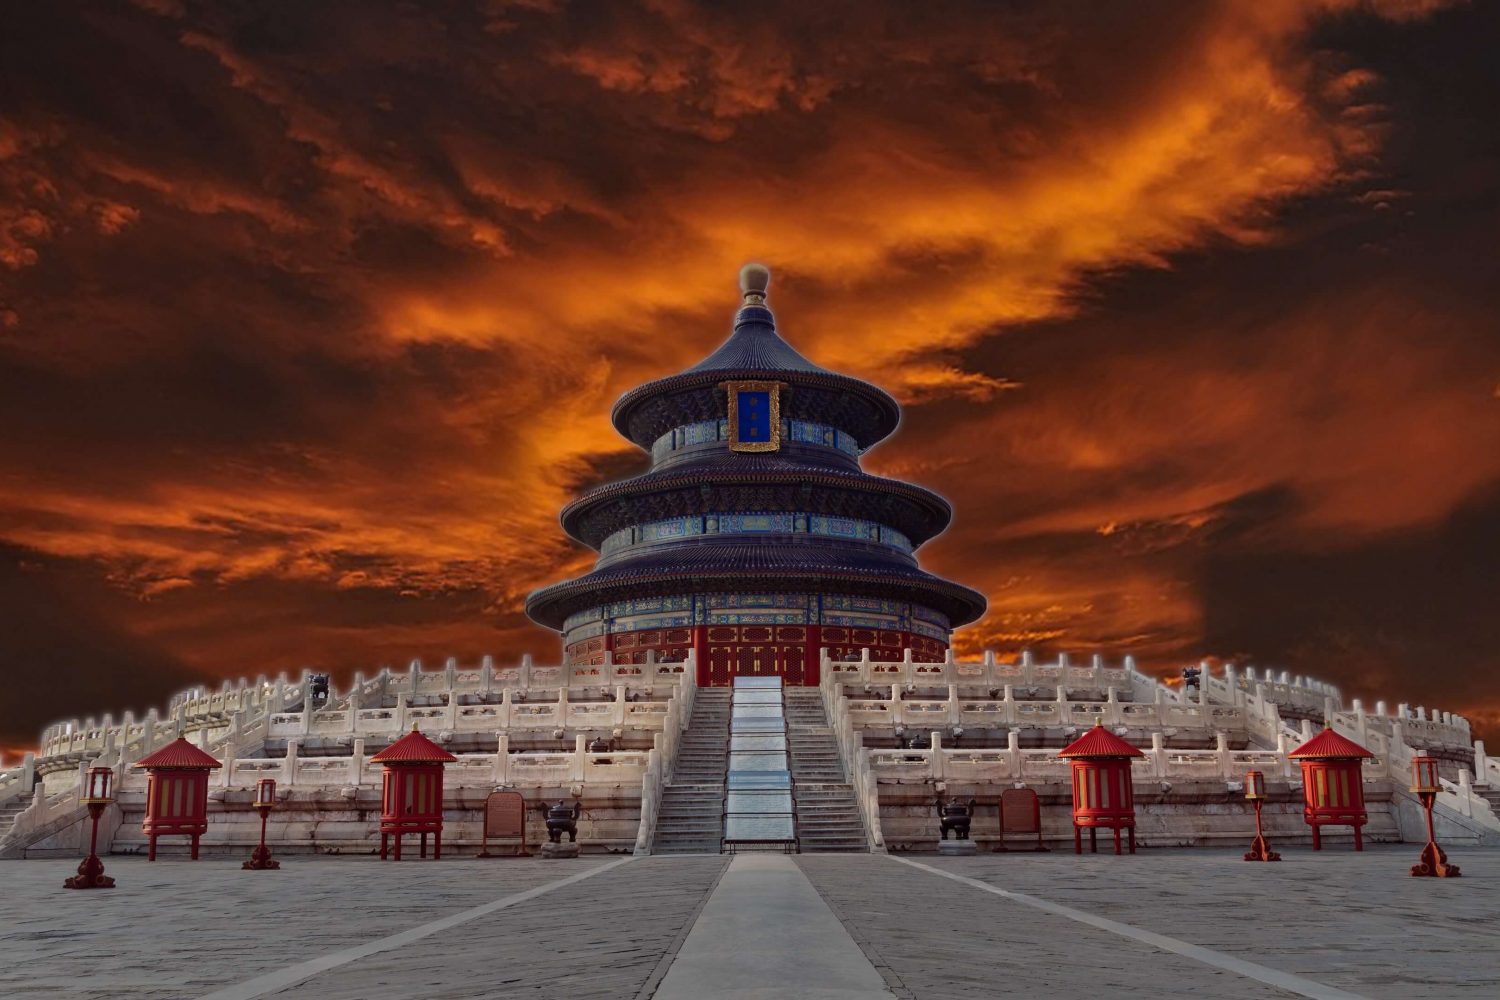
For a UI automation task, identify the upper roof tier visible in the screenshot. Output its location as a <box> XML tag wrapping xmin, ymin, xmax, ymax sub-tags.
<box><xmin>611</xmin><ymin>265</ymin><xmax>902</xmax><ymax>451</ymax></box>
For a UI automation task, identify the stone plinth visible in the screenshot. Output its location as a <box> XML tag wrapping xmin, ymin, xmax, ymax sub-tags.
<box><xmin>541</xmin><ymin>840</ymin><xmax>581</xmax><ymax>859</ymax></box>
<box><xmin>937</xmin><ymin>838</ymin><xmax>978</xmax><ymax>857</ymax></box>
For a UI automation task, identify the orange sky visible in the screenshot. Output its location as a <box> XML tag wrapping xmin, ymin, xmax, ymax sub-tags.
<box><xmin>2</xmin><ymin>0</ymin><xmax>1498</xmax><ymax>754</ymax></box>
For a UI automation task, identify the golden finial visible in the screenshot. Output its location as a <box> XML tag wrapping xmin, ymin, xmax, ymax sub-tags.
<box><xmin>739</xmin><ymin>262</ymin><xmax>770</xmax><ymax>306</ymax></box>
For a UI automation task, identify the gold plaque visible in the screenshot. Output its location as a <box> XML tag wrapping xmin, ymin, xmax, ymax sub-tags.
<box><xmin>725</xmin><ymin>380</ymin><xmax>782</xmax><ymax>452</ymax></box>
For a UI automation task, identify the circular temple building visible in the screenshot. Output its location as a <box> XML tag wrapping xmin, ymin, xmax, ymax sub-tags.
<box><xmin>525</xmin><ymin>264</ymin><xmax>987</xmax><ymax>686</ymax></box>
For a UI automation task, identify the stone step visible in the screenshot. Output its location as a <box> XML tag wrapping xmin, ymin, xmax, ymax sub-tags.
<box><xmin>795</xmin><ymin>804</ymin><xmax>860</xmax><ymax>815</ymax></box>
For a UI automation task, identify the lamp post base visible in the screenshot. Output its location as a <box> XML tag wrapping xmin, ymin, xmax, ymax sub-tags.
<box><xmin>242</xmin><ymin>845</ymin><xmax>280</xmax><ymax>870</ymax></box>
<box><xmin>1410</xmin><ymin>840</ymin><xmax>1460</xmax><ymax>878</ymax></box>
<box><xmin>1243</xmin><ymin>834</ymin><xmax>1281</xmax><ymax>862</ymax></box>
<box><xmin>64</xmin><ymin>854</ymin><xmax>115</xmax><ymax>890</ymax></box>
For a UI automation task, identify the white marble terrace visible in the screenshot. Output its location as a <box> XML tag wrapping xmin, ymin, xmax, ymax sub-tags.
<box><xmin>1</xmin><ymin>648</ymin><xmax>1494</xmax><ymax>858</ymax></box>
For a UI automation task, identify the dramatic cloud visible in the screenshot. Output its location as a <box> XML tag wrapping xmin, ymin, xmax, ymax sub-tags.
<box><xmin>1</xmin><ymin>0</ymin><xmax>1496</xmax><ymax>751</ymax></box>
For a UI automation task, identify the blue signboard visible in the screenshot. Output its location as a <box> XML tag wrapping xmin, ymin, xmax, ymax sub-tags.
<box><xmin>737</xmin><ymin>390</ymin><xmax>772</xmax><ymax>443</ymax></box>
<box><xmin>726</xmin><ymin>381</ymin><xmax>782</xmax><ymax>452</ymax></box>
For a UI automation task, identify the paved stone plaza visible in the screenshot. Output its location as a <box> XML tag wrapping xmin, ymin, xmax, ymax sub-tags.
<box><xmin>0</xmin><ymin>847</ymin><xmax>1495</xmax><ymax>999</ymax></box>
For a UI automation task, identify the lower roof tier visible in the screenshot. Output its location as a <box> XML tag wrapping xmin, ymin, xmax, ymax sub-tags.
<box><xmin>525</xmin><ymin>536</ymin><xmax>987</xmax><ymax>630</ymax></box>
<box><xmin>561</xmin><ymin>452</ymin><xmax>954</xmax><ymax>550</ymax></box>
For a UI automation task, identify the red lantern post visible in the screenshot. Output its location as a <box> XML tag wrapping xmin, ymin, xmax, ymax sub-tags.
<box><xmin>1059</xmin><ymin>723</ymin><xmax>1145</xmax><ymax>855</ymax></box>
<box><xmin>370</xmin><ymin>726</ymin><xmax>456</xmax><ymax>860</ymax></box>
<box><xmin>1408</xmin><ymin>755</ymin><xmax>1460</xmax><ymax>878</ymax></box>
<box><xmin>1287</xmin><ymin>728</ymin><xmax>1374</xmax><ymax>851</ymax></box>
<box><xmin>243</xmin><ymin>777</ymin><xmax>280</xmax><ymax>871</ymax></box>
<box><xmin>1242</xmin><ymin>769</ymin><xmax>1280</xmax><ymax>862</ymax></box>
<box><xmin>136</xmin><ymin>738</ymin><xmax>222</xmax><ymax>860</ymax></box>
<box><xmin>64</xmin><ymin>766</ymin><xmax>116</xmax><ymax>890</ymax></box>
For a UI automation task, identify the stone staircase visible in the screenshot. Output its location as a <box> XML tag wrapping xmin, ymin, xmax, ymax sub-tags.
<box><xmin>651</xmin><ymin>689</ymin><xmax>731</xmax><ymax>854</ymax></box>
<box><xmin>0</xmin><ymin>796</ymin><xmax>31</xmax><ymax>842</ymax></box>
<box><xmin>785</xmin><ymin>689</ymin><xmax>869</xmax><ymax>852</ymax></box>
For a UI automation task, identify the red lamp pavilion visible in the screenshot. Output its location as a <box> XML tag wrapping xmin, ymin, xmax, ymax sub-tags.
<box><xmin>370</xmin><ymin>725</ymin><xmax>457</xmax><ymax>860</ymax></box>
<box><xmin>1059</xmin><ymin>723</ymin><xmax>1145</xmax><ymax>855</ymax></box>
<box><xmin>135</xmin><ymin>737</ymin><xmax>222</xmax><ymax>861</ymax></box>
<box><xmin>1408</xmin><ymin>755</ymin><xmax>1460</xmax><ymax>878</ymax></box>
<box><xmin>64</xmin><ymin>765</ymin><xmax>117</xmax><ymax>889</ymax></box>
<box><xmin>1287</xmin><ymin>727</ymin><xmax>1374</xmax><ymax>851</ymax></box>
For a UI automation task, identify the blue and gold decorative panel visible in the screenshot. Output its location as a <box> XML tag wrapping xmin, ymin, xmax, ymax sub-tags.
<box><xmin>599</xmin><ymin>511</ymin><xmax>912</xmax><ymax>560</ymax></box>
<box><xmin>651</xmin><ymin>417</ymin><xmax>859</xmax><ymax>461</ymax></box>
<box><xmin>725</xmin><ymin>380</ymin><xmax>782</xmax><ymax>452</ymax></box>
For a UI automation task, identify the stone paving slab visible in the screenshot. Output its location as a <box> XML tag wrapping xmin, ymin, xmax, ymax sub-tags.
<box><xmin>3</xmin><ymin>848</ymin><xmax>1496</xmax><ymax>999</ymax></box>
<box><xmin>798</xmin><ymin>855</ymin><xmax>1293</xmax><ymax>999</ymax></box>
<box><xmin>268</xmin><ymin>855</ymin><xmax>728</xmax><ymax>999</ymax></box>
<box><xmin>921</xmin><ymin>846</ymin><xmax>1500</xmax><ymax>999</ymax></box>
<box><xmin>0</xmin><ymin>856</ymin><xmax>611</xmax><ymax>999</ymax></box>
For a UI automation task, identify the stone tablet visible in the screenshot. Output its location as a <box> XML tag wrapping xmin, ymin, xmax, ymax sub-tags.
<box><xmin>478</xmin><ymin>790</ymin><xmax>531</xmax><ymax>857</ymax></box>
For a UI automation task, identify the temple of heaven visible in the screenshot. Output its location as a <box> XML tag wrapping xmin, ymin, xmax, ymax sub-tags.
<box><xmin>525</xmin><ymin>264</ymin><xmax>987</xmax><ymax>686</ymax></box>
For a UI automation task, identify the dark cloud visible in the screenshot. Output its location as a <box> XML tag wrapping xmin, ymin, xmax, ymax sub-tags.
<box><xmin>1</xmin><ymin>0</ymin><xmax>1497</xmax><ymax>750</ymax></box>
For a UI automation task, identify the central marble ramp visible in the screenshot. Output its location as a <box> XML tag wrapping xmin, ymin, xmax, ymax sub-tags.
<box><xmin>652</xmin><ymin>854</ymin><xmax>893</xmax><ymax>999</ymax></box>
<box><xmin>722</xmin><ymin>675</ymin><xmax>797</xmax><ymax>851</ymax></box>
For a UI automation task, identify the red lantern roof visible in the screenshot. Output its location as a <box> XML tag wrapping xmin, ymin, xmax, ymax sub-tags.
<box><xmin>1288</xmin><ymin>728</ymin><xmax>1374</xmax><ymax>760</ymax></box>
<box><xmin>1058</xmin><ymin>723</ymin><xmax>1145</xmax><ymax>759</ymax></box>
<box><xmin>134</xmin><ymin>737</ymin><xmax>223</xmax><ymax>770</ymax></box>
<box><xmin>370</xmin><ymin>726</ymin><xmax>458</xmax><ymax>764</ymax></box>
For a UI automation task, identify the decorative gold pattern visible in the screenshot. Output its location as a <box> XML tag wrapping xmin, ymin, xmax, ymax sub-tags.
<box><xmin>725</xmin><ymin>379</ymin><xmax>783</xmax><ymax>452</ymax></box>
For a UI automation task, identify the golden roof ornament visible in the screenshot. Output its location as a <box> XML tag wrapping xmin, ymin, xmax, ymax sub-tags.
<box><xmin>739</xmin><ymin>262</ymin><xmax>770</xmax><ymax>306</ymax></box>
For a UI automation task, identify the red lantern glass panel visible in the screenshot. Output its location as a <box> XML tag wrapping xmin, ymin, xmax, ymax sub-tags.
<box><xmin>1410</xmin><ymin>756</ymin><xmax>1440</xmax><ymax>794</ymax></box>
<box><xmin>255</xmin><ymin>777</ymin><xmax>277</xmax><ymax>808</ymax></box>
<box><xmin>1245</xmin><ymin>770</ymin><xmax>1265</xmax><ymax>800</ymax></box>
<box><xmin>84</xmin><ymin>766</ymin><xmax>113</xmax><ymax>803</ymax></box>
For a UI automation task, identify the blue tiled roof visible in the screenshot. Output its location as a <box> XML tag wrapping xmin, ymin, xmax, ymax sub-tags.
<box><xmin>560</xmin><ymin>451</ymin><xmax>954</xmax><ymax>549</ymax></box>
<box><xmin>526</xmin><ymin>536</ymin><xmax>987</xmax><ymax>630</ymax></box>
<box><xmin>684</xmin><ymin>309</ymin><xmax>827</xmax><ymax>375</ymax></box>
<box><xmin>610</xmin><ymin>306</ymin><xmax>901</xmax><ymax>450</ymax></box>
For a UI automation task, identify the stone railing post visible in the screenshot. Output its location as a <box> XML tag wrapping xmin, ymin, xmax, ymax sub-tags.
<box><xmin>499</xmin><ymin>688</ymin><xmax>513</xmax><ymax>729</ymax></box>
<box><xmin>1474</xmin><ymin>740</ymin><xmax>1489</xmax><ymax>784</ymax></box>
<box><xmin>394</xmin><ymin>692</ymin><xmax>408</xmax><ymax>731</ymax></box>
<box><xmin>1006</xmin><ymin>728</ymin><xmax>1021</xmax><ymax>781</ymax></box>
<box><xmin>1020</xmin><ymin>649</ymin><xmax>1035</xmax><ymax>687</ymax></box>
<box><xmin>572</xmin><ymin>734</ymin><xmax>587</xmax><ymax>782</ymax></box>
<box><xmin>1002</xmin><ymin>685</ymin><xmax>1015</xmax><ymax>726</ymax></box>
<box><xmin>21</xmin><ymin>752</ymin><xmax>34</xmax><ymax>789</ymax></box>
<box><xmin>1276</xmin><ymin>731</ymin><xmax>1293</xmax><ymax>779</ymax></box>
<box><xmin>1215</xmin><ymin>731</ymin><xmax>1232</xmax><ymax>780</ymax></box>
<box><xmin>1105</xmin><ymin>686</ymin><xmax>1120</xmax><ymax>726</ymax></box>
<box><xmin>520</xmin><ymin>654</ymin><xmax>533</xmax><ymax>691</ymax></box>
<box><xmin>947</xmin><ymin>683</ymin><xmax>960</xmax><ymax>725</ymax></box>
<box><xmin>444</xmin><ymin>657</ymin><xmax>457</xmax><ymax>692</ymax></box>
<box><xmin>615</xmin><ymin>684</ymin><xmax>628</xmax><ymax>726</ymax></box>
<box><xmin>929</xmin><ymin>732</ymin><xmax>944</xmax><ymax>781</ymax></box>
<box><xmin>1151</xmin><ymin>732</ymin><xmax>1167</xmax><ymax>779</ymax></box>
<box><xmin>350</xmin><ymin>738</ymin><xmax>365</xmax><ymax>787</ymax></box>
<box><xmin>1455</xmin><ymin>768</ymin><xmax>1474</xmax><ymax>816</ymax></box>
<box><xmin>888</xmin><ymin>686</ymin><xmax>902</xmax><ymax>727</ymax></box>
<box><xmin>282</xmin><ymin>738</ymin><xmax>300</xmax><ymax>787</ymax></box>
<box><xmin>481</xmin><ymin>655</ymin><xmax>494</xmax><ymax>695</ymax></box>
<box><xmin>494</xmin><ymin>732</ymin><xmax>510</xmax><ymax>786</ymax></box>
